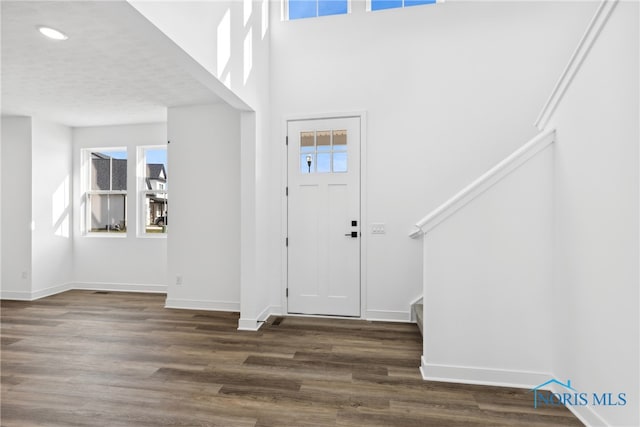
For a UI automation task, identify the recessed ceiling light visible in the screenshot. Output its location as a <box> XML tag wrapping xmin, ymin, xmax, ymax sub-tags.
<box><xmin>38</xmin><ymin>26</ymin><xmax>68</xmax><ymax>41</ymax></box>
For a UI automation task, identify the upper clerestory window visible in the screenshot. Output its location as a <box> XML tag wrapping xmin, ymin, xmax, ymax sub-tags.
<box><xmin>370</xmin><ymin>0</ymin><xmax>436</xmax><ymax>11</ymax></box>
<box><xmin>288</xmin><ymin>0</ymin><xmax>349</xmax><ymax>20</ymax></box>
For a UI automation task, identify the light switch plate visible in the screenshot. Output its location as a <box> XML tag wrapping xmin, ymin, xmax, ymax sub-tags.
<box><xmin>371</xmin><ymin>223</ymin><xmax>386</xmax><ymax>234</ymax></box>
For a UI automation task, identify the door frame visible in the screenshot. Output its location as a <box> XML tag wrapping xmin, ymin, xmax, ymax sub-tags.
<box><xmin>281</xmin><ymin>112</ymin><xmax>368</xmax><ymax>318</ymax></box>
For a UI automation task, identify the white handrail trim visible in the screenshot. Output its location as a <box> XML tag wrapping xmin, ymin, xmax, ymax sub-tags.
<box><xmin>535</xmin><ymin>0</ymin><xmax>618</xmax><ymax>130</ymax></box>
<box><xmin>409</xmin><ymin>129</ymin><xmax>556</xmax><ymax>238</ymax></box>
<box><xmin>409</xmin><ymin>226</ymin><xmax>423</xmax><ymax>239</ymax></box>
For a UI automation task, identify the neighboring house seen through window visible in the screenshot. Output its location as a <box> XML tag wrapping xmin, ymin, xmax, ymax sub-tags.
<box><xmin>85</xmin><ymin>149</ymin><xmax>127</xmax><ymax>234</ymax></box>
<box><xmin>139</xmin><ymin>146</ymin><xmax>168</xmax><ymax>235</ymax></box>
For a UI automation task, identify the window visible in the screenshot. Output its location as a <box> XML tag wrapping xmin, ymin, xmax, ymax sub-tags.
<box><xmin>370</xmin><ymin>0</ymin><xmax>436</xmax><ymax>11</ymax></box>
<box><xmin>139</xmin><ymin>146</ymin><xmax>168</xmax><ymax>235</ymax></box>
<box><xmin>85</xmin><ymin>149</ymin><xmax>127</xmax><ymax>234</ymax></box>
<box><xmin>288</xmin><ymin>0</ymin><xmax>348</xmax><ymax>20</ymax></box>
<box><xmin>299</xmin><ymin>129</ymin><xmax>348</xmax><ymax>174</ymax></box>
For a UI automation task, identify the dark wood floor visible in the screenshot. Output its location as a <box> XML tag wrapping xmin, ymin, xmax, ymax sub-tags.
<box><xmin>1</xmin><ymin>290</ymin><xmax>582</xmax><ymax>426</ymax></box>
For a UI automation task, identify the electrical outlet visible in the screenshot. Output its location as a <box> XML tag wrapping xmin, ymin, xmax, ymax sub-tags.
<box><xmin>176</xmin><ymin>275</ymin><xmax>183</xmax><ymax>286</ymax></box>
<box><xmin>21</xmin><ymin>271</ymin><xmax>27</xmax><ymax>279</ymax></box>
<box><xmin>371</xmin><ymin>223</ymin><xmax>386</xmax><ymax>235</ymax></box>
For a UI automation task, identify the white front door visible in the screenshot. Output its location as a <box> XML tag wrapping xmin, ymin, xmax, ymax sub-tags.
<box><xmin>287</xmin><ymin>117</ymin><xmax>361</xmax><ymax>317</ymax></box>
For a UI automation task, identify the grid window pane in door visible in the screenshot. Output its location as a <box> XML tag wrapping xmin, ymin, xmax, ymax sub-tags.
<box><xmin>333</xmin><ymin>130</ymin><xmax>347</xmax><ymax>150</ymax></box>
<box><xmin>317</xmin><ymin>153</ymin><xmax>331</xmax><ymax>173</ymax></box>
<box><xmin>333</xmin><ymin>152</ymin><xmax>348</xmax><ymax>173</ymax></box>
<box><xmin>298</xmin><ymin>129</ymin><xmax>349</xmax><ymax>174</ymax></box>
<box><xmin>317</xmin><ymin>131</ymin><xmax>331</xmax><ymax>151</ymax></box>
<box><xmin>300</xmin><ymin>131</ymin><xmax>314</xmax><ymax>173</ymax></box>
<box><xmin>300</xmin><ymin>153</ymin><xmax>315</xmax><ymax>174</ymax></box>
<box><xmin>332</xmin><ymin>130</ymin><xmax>347</xmax><ymax>172</ymax></box>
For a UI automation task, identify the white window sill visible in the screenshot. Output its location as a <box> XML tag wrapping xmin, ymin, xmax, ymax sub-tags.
<box><xmin>83</xmin><ymin>233</ymin><xmax>128</xmax><ymax>238</ymax></box>
<box><xmin>137</xmin><ymin>234</ymin><xmax>168</xmax><ymax>239</ymax></box>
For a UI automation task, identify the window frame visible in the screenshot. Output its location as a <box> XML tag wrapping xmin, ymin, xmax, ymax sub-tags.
<box><xmin>137</xmin><ymin>145</ymin><xmax>168</xmax><ymax>238</ymax></box>
<box><xmin>82</xmin><ymin>147</ymin><xmax>128</xmax><ymax>237</ymax></box>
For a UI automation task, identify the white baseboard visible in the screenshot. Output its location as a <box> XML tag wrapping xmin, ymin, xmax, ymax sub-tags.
<box><xmin>73</xmin><ymin>282</ymin><xmax>167</xmax><ymax>294</ymax></box>
<box><xmin>365</xmin><ymin>309</ymin><xmax>411</xmax><ymax>323</ymax></box>
<box><xmin>0</xmin><ymin>290</ymin><xmax>33</xmax><ymax>300</ymax></box>
<box><xmin>420</xmin><ymin>357</ymin><xmax>552</xmax><ymax>390</ymax></box>
<box><xmin>31</xmin><ymin>283</ymin><xmax>72</xmax><ymax>300</ymax></box>
<box><xmin>237</xmin><ymin>304</ymin><xmax>279</xmax><ymax>331</ymax></box>
<box><xmin>267</xmin><ymin>305</ymin><xmax>283</xmax><ymax>317</ymax></box>
<box><xmin>1</xmin><ymin>282</ymin><xmax>166</xmax><ymax>301</ymax></box>
<box><xmin>409</xmin><ymin>295</ymin><xmax>423</xmax><ymax>322</ymax></box>
<box><xmin>547</xmin><ymin>382</ymin><xmax>611</xmax><ymax>427</ymax></box>
<box><xmin>237</xmin><ymin>317</ymin><xmax>263</xmax><ymax>331</ymax></box>
<box><xmin>165</xmin><ymin>298</ymin><xmax>239</xmax><ymax>312</ymax></box>
<box><xmin>420</xmin><ymin>359</ymin><xmax>624</xmax><ymax>425</ymax></box>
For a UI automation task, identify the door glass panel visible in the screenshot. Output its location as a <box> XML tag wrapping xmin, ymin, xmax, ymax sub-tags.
<box><xmin>300</xmin><ymin>153</ymin><xmax>315</xmax><ymax>174</ymax></box>
<box><xmin>317</xmin><ymin>153</ymin><xmax>331</xmax><ymax>173</ymax></box>
<box><xmin>333</xmin><ymin>152</ymin><xmax>348</xmax><ymax>173</ymax></box>
<box><xmin>297</xmin><ymin>128</ymin><xmax>348</xmax><ymax>174</ymax></box>
<box><xmin>333</xmin><ymin>130</ymin><xmax>347</xmax><ymax>151</ymax></box>
<box><xmin>317</xmin><ymin>131</ymin><xmax>331</xmax><ymax>152</ymax></box>
<box><xmin>300</xmin><ymin>131</ymin><xmax>315</xmax><ymax>153</ymax></box>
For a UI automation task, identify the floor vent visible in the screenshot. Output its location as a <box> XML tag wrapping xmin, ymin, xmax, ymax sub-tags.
<box><xmin>271</xmin><ymin>317</ymin><xmax>284</xmax><ymax>326</ymax></box>
<box><xmin>94</xmin><ymin>291</ymin><xmax>110</xmax><ymax>294</ymax></box>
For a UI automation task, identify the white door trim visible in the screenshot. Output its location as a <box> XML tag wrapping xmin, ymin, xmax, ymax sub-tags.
<box><xmin>281</xmin><ymin>112</ymin><xmax>368</xmax><ymax>319</ymax></box>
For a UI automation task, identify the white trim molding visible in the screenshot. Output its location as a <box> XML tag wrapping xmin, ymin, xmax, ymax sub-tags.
<box><xmin>1</xmin><ymin>282</ymin><xmax>166</xmax><ymax>301</ymax></box>
<box><xmin>420</xmin><ymin>359</ymin><xmax>612</xmax><ymax>425</ymax></box>
<box><xmin>409</xmin><ymin>295</ymin><xmax>423</xmax><ymax>323</ymax></box>
<box><xmin>31</xmin><ymin>283</ymin><xmax>73</xmax><ymax>300</ymax></box>
<box><xmin>73</xmin><ymin>282</ymin><xmax>167</xmax><ymax>294</ymax></box>
<box><xmin>410</xmin><ymin>129</ymin><xmax>556</xmax><ymax>238</ymax></box>
<box><xmin>165</xmin><ymin>298</ymin><xmax>239</xmax><ymax>312</ymax></box>
<box><xmin>0</xmin><ymin>290</ymin><xmax>34</xmax><ymax>301</ymax></box>
<box><xmin>420</xmin><ymin>357</ymin><xmax>552</xmax><ymax>390</ymax></box>
<box><xmin>535</xmin><ymin>0</ymin><xmax>619</xmax><ymax>130</ymax></box>
<box><xmin>547</xmin><ymin>382</ymin><xmax>611</xmax><ymax>427</ymax></box>
<box><xmin>237</xmin><ymin>318</ymin><xmax>263</xmax><ymax>331</ymax></box>
<box><xmin>365</xmin><ymin>309</ymin><xmax>411</xmax><ymax>323</ymax></box>
<box><xmin>237</xmin><ymin>304</ymin><xmax>277</xmax><ymax>331</ymax></box>
<box><xmin>282</xmin><ymin>111</ymin><xmax>369</xmax><ymax>319</ymax></box>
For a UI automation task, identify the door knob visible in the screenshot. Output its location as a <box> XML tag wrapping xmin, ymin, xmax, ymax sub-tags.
<box><xmin>344</xmin><ymin>231</ymin><xmax>358</xmax><ymax>238</ymax></box>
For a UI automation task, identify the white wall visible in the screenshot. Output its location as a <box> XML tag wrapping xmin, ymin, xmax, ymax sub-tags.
<box><xmin>548</xmin><ymin>2</ymin><xmax>639</xmax><ymax>425</ymax></box>
<box><xmin>0</xmin><ymin>118</ymin><xmax>2</xmax><ymax>292</ymax></box>
<box><xmin>423</xmin><ymin>145</ymin><xmax>554</xmax><ymax>385</ymax></box>
<box><xmin>166</xmin><ymin>104</ymin><xmax>241</xmax><ymax>311</ymax></box>
<box><xmin>72</xmin><ymin>123</ymin><xmax>168</xmax><ymax>291</ymax></box>
<box><xmin>269</xmin><ymin>1</ymin><xmax>598</xmax><ymax>319</ymax></box>
<box><xmin>1</xmin><ymin>117</ymin><xmax>32</xmax><ymax>298</ymax></box>
<box><xmin>127</xmin><ymin>0</ymin><xmax>270</xmax><ymax>111</ymax></box>
<box><xmin>128</xmin><ymin>0</ymin><xmax>272</xmax><ymax>326</ymax></box>
<box><xmin>31</xmin><ymin>119</ymin><xmax>73</xmax><ymax>297</ymax></box>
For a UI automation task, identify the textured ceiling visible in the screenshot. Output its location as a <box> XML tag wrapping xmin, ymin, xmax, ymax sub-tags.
<box><xmin>1</xmin><ymin>1</ymin><xmax>223</xmax><ymax>127</ymax></box>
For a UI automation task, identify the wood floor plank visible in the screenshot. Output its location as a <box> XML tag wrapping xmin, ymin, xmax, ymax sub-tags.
<box><xmin>1</xmin><ymin>290</ymin><xmax>583</xmax><ymax>426</ymax></box>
